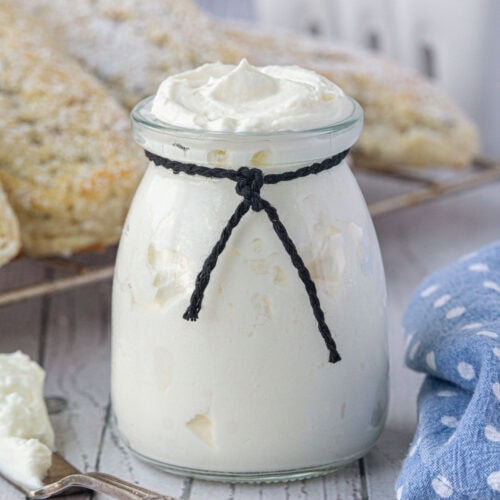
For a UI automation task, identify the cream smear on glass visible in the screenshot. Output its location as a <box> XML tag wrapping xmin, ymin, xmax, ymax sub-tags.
<box><xmin>151</xmin><ymin>58</ymin><xmax>353</xmax><ymax>132</ymax></box>
<box><xmin>0</xmin><ymin>351</ymin><xmax>54</xmax><ymax>489</ymax></box>
<box><xmin>113</xmin><ymin>60</ymin><xmax>387</xmax><ymax>479</ymax></box>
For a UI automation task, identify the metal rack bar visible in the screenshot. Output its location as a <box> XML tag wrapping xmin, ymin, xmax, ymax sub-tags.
<box><xmin>368</xmin><ymin>160</ymin><xmax>500</xmax><ymax>216</ymax></box>
<box><xmin>0</xmin><ymin>157</ymin><xmax>498</xmax><ymax>308</ymax></box>
<box><xmin>0</xmin><ymin>267</ymin><xmax>114</xmax><ymax>308</ymax></box>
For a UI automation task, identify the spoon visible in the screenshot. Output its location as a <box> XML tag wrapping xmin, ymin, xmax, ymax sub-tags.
<box><xmin>1</xmin><ymin>452</ymin><xmax>174</xmax><ymax>499</ymax></box>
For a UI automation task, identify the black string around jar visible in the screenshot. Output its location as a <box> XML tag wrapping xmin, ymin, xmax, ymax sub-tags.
<box><xmin>145</xmin><ymin>148</ymin><xmax>350</xmax><ymax>363</ymax></box>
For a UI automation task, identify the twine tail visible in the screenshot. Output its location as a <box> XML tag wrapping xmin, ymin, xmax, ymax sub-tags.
<box><xmin>261</xmin><ymin>199</ymin><xmax>341</xmax><ymax>364</ymax></box>
<box><xmin>183</xmin><ymin>200</ymin><xmax>251</xmax><ymax>321</ymax></box>
<box><xmin>146</xmin><ymin>149</ymin><xmax>348</xmax><ymax>362</ymax></box>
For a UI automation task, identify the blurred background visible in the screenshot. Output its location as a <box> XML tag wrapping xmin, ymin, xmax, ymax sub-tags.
<box><xmin>198</xmin><ymin>0</ymin><xmax>500</xmax><ymax>158</ymax></box>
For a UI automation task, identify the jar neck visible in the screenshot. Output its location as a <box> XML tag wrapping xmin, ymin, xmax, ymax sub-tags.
<box><xmin>131</xmin><ymin>97</ymin><xmax>363</xmax><ymax>172</ymax></box>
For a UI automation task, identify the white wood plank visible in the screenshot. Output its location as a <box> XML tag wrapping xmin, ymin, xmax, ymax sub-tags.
<box><xmin>94</xmin><ymin>412</ymin><xmax>188</xmax><ymax>500</ymax></box>
<box><xmin>321</xmin><ymin>461</ymin><xmax>364</xmax><ymax>499</ymax></box>
<box><xmin>41</xmin><ymin>278</ymin><xmax>113</xmax><ymax>500</ymax></box>
<box><xmin>0</xmin><ymin>259</ymin><xmax>46</xmax><ymax>499</ymax></box>
<box><xmin>0</xmin><ymin>259</ymin><xmax>46</xmax><ymax>357</ymax></box>
<box><xmin>188</xmin><ymin>478</ymin><xmax>233</xmax><ymax>499</ymax></box>
<box><xmin>363</xmin><ymin>430</ymin><xmax>414</xmax><ymax>500</ymax></box>
<box><xmin>74</xmin><ymin>250</ymin><xmax>186</xmax><ymax>499</ymax></box>
<box><xmin>233</xmin><ymin>482</ymin><xmax>285</xmax><ymax>500</ymax></box>
<box><xmin>1</xmin><ymin>170</ymin><xmax>498</xmax><ymax>500</ymax></box>
<box><xmin>0</xmin><ymin>251</ymin><xmax>115</xmax><ymax>499</ymax></box>
<box><xmin>188</xmin><ymin>459</ymin><xmax>363</xmax><ymax>499</ymax></box>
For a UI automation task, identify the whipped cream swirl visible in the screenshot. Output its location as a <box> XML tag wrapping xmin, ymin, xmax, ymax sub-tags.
<box><xmin>151</xmin><ymin>59</ymin><xmax>353</xmax><ymax>132</ymax></box>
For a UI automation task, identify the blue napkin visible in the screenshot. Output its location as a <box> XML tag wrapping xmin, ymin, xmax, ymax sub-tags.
<box><xmin>396</xmin><ymin>241</ymin><xmax>500</xmax><ymax>499</ymax></box>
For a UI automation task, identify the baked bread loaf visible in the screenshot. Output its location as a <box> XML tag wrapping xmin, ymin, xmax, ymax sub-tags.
<box><xmin>22</xmin><ymin>0</ymin><xmax>478</xmax><ymax>167</ymax></box>
<box><xmin>0</xmin><ymin>183</ymin><xmax>20</xmax><ymax>268</ymax></box>
<box><xmin>23</xmin><ymin>0</ymin><xmax>241</xmax><ymax>111</ymax></box>
<box><xmin>221</xmin><ymin>24</ymin><xmax>479</xmax><ymax>168</ymax></box>
<box><xmin>0</xmin><ymin>1</ymin><xmax>145</xmax><ymax>257</ymax></box>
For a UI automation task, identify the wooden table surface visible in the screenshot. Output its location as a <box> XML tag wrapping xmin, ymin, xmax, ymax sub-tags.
<box><xmin>1</xmin><ymin>3</ymin><xmax>499</xmax><ymax>499</ymax></box>
<box><xmin>1</xmin><ymin>164</ymin><xmax>499</xmax><ymax>500</ymax></box>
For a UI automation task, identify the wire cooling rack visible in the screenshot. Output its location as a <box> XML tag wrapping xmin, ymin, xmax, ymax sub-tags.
<box><xmin>1</xmin><ymin>156</ymin><xmax>499</xmax><ymax>308</ymax></box>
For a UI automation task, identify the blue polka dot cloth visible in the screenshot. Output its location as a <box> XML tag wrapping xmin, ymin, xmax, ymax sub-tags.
<box><xmin>396</xmin><ymin>241</ymin><xmax>500</xmax><ymax>499</ymax></box>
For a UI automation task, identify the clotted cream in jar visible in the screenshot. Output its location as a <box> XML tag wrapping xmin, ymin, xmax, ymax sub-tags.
<box><xmin>112</xmin><ymin>60</ymin><xmax>388</xmax><ymax>482</ymax></box>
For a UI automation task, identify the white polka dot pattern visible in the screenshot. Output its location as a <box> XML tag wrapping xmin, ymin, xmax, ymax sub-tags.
<box><xmin>408</xmin><ymin>341</ymin><xmax>421</xmax><ymax>361</ymax></box>
<box><xmin>425</xmin><ymin>351</ymin><xmax>436</xmax><ymax>371</ymax></box>
<box><xmin>462</xmin><ymin>322</ymin><xmax>482</xmax><ymax>330</ymax></box>
<box><xmin>431</xmin><ymin>475</ymin><xmax>453</xmax><ymax>497</ymax></box>
<box><xmin>437</xmin><ymin>390</ymin><xmax>456</xmax><ymax>397</ymax></box>
<box><xmin>398</xmin><ymin>242</ymin><xmax>500</xmax><ymax>499</ymax></box>
<box><xmin>434</xmin><ymin>294</ymin><xmax>451</xmax><ymax>308</ymax></box>
<box><xmin>421</xmin><ymin>284</ymin><xmax>440</xmax><ymax>297</ymax></box>
<box><xmin>493</xmin><ymin>383</ymin><xmax>500</xmax><ymax>401</ymax></box>
<box><xmin>408</xmin><ymin>437</ymin><xmax>422</xmax><ymax>457</ymax></box>
<box><xmin>487</xmin><ymin>471</ymin><xmax>500</xmax><ymax>492</ymax></box>
<box><xmin>476</xmin><ymin>330</ymin><xmax>498</xmax><ymax>338</ymax></box>
<box><xmin>457</xmin><ymin>362</ymin><xmax>475</xmax><ymax>380</ymax></box>
<box><xmin>396</xmin><ymin>486</ymin><xmax>403</xmax><ymax>500</ymax></box>
<box><xmin>485</xmin><ymin>425</ymin><xmax>500</xmax><ymax>442</ymax></box>
<box><xmin>484</xmin><ymin>280</ymin><xmax>500</xmax><ymax>293</ymax></box>
<box><xmin>469</xmin><ymin>263</ymin><xmax>489</xmax><ymax>272</ymax></box>
<box><xmin>405</xmin><ymin>332</ymin><xmax>415</xmax><ymax>348</ymax></box>
<box><xmin>446</xmin><ymin>306</ymin><xmax>465</xmax><ymax>319</ymax></box>
<box><xmin>441</xmin><ymin>416</ymin><xmax>459</xmax><ymax>428</ymax></box>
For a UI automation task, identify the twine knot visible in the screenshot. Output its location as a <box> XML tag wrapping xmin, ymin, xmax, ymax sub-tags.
<box><xmin>235</xmin><ymin>167</ymin><xmax>264</xmax><ymax>211</ymax></box>
<box><xmin>144</xmin><ymin>148</ymin><xmax>351</xmax><ymax>364</ymax></box>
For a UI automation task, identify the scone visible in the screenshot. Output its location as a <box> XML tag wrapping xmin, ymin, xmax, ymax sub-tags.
<box><xmin>220</xmin><ymin>24</ymin><xmax>479</xmax><ymax>167</ymax></box>
<box><xmin>21</xmin><ymin>0</ymin><xmax>478</xmax><ymax>167</ymax></box>
<box><xmin>22</xmin><ymin>0</ymin><xmax>241</xmax><ymax>111</ymax></box>
<box><xmin>0</xmin><ymin>182</ymin><xmax>21</xmax><ymax>268</ymax></box>
<box><xmin>0</xmin><ymin>1</ymin><xmax>145</xmax><ymax>257</ymax></box>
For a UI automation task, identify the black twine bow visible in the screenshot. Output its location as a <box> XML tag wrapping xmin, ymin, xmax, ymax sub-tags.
<box><xmin>145</xmin><ymin>149</ymin><xmax>350</xmax><ymax>363</ymax></box>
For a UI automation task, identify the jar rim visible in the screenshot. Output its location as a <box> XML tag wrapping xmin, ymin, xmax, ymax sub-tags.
<box><xmin>131</xmin><ymin>95</ymin><xmax>363</xmax><ymax>140</ymax></box>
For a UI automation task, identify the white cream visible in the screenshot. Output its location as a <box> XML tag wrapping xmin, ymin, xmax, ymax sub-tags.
<box><xmin>151</xmin><ymin>59</ymin><xmax>353</xmax><ymax>132</ymax></box>
<box><xmin>114</xmin><ymin>62</ymin><xmax>388</xmax><ymax>477</ymax></box>
<box><xmin>0</xmin><ymin>351</ymin><xmax>54</xmax><ymax>488</ymax></box>
<box><xmin>0</xmin><ymin>438</ymin><xmax>52</xmax><ymax>489</ymax></box>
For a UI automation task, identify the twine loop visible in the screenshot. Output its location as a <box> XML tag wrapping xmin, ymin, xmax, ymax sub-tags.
<box><xmin>235</xmin><ymin>167</ymin><xmax>264</xmax><ymax>211</ymax></box>
<box><xmin>145</xmin><ymin>148</ymin><xmax>350</xmax><ymax>364</ymax></box>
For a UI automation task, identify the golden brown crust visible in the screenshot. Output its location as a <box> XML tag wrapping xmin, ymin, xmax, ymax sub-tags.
<box><xmin>0</xmin><ymin>1</ymin><xmax>145</xmax><ymax>257</ymax></box>
<box><xmin>21</xmin><ymin>0</ymin><xmax>241</xmax><ymax>110</ymax></box>
<box><xmin>0</xmin><ymin>181</ymin><xmax>21</xmax><ymax>267</ymax></box>
<box><xmin>220</xmin><ymin>24</ymin><xmax>479</xmax><ymax>168</ymax></box>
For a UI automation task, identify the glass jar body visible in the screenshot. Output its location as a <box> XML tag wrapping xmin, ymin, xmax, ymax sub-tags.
<box><xmin>111</xmin><ymin>99</ymin><xmax>388</xmax><ymax>482</ymax></box>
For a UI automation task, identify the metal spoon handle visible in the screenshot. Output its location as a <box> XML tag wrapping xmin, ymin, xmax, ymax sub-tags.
<box><xmin>30</xmin><ymin>472</ymin><xmax>172</xmax><ymax>499</ymax></box>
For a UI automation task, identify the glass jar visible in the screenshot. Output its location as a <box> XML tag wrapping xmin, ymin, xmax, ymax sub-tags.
<box><xmin>112</xmin><ymin>96</ymin><xmax>388</xmax><ymax>482</ymax></box>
